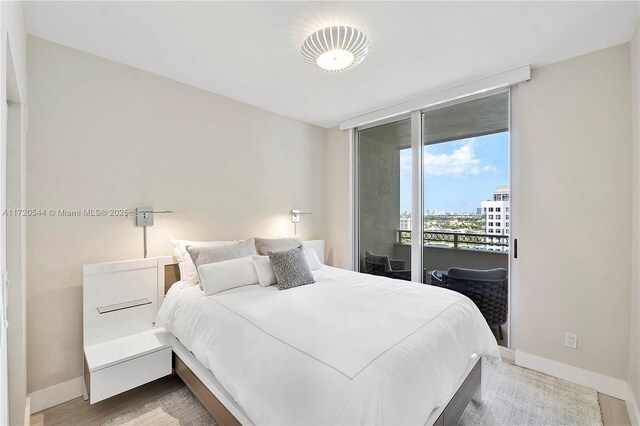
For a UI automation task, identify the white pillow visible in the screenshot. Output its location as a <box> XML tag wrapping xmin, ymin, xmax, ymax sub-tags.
<box><xmin>198</xmin><ymin>256</ymin><xmax>258</xmax><ymax>296</ymax></box>
<box><xmin>252</xmin><ymin>255</ymin><xmax>277</xmax><ymax>287</ymax></box>
<box><xmin>304</xmin><ymin>248</ymin><xmax>322</xmax><ymax>270</ymax></box>
<box><xmin>170</xmin><ymin>236</ymin><xmax>239</xmax><ymax>284</ymax></box>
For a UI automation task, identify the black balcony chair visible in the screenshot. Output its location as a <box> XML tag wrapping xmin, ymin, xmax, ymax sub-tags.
<box><xmin>362</xmin><ymin>251</ymin><xmax>411</xmax><ymax>281</ymax></box>
<box><xmin>431</xmin><ymin>267</ymin><xmax>508</xmax><ymax>340</ymax></box>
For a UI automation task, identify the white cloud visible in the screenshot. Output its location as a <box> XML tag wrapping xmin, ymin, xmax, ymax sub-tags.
<box><xmin>424</xmin><ymin>139</ymin><xmax>495</xmax><ymax>177</ymax></box>
<box><xmin>399</xmin><ymin>139</ymin><xmax>497</xmax><ymax>177</ymax></box>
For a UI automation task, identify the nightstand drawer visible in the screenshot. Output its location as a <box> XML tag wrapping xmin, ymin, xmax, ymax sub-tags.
<box><xmin>89</xmin><ymin>347</ymin><xmax>171</xmax><ymax>403</ymax></box>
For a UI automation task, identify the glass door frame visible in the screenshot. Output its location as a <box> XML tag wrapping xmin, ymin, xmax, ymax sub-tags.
<box><xmin>409</xmin><ymin>110</ymin><xmax>424</xmax><ymax>282</ymax></box>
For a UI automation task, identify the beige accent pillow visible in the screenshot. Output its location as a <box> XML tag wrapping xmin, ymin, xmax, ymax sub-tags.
<box><xmin>170</xmin><ymin>236</ymin><xmax>239</xmax><ymax>284</ymax></box>
<box><xmin>254</xmin><ymin>237</ymin><xmax>303</xmax><ymax>255</ymax></box>
<box><xmin>187</xmin><ymin>238</ymin><xmax>257</xmax><ymax>280</ymax></box>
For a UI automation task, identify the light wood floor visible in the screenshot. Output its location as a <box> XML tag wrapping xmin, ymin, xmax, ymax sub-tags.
<box><xmin>31</xmin><ymin>374</ymin><xmax>184</xmax><ymax>426</ymax></box>
<box><xmin>32</xmin><ymin>364</ymin><xmax>631</xmax><ymax>426</ymax></box>
<box><xmin>600</xmin><ymin>394</ymin><xmax>632</xmax><ymax>426</ymax></box>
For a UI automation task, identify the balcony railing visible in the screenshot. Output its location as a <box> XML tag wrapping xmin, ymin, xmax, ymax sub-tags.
<box><xmin>397</xmin><ymin>230</ymin><xmax>509</xmax><ymax>251</ymax></box>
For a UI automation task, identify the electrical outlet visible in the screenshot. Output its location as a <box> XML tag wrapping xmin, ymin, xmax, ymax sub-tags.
<box><xmin>565</xmin><ymin>332</ymin><xmax>578</xmax><ymax>349</ymax></box>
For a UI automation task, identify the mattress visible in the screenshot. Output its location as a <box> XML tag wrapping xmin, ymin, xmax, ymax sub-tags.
<box><xmin>156</xmin><ymin>265</ymin><xmax>500</xmax><ymax>425</ymax></box>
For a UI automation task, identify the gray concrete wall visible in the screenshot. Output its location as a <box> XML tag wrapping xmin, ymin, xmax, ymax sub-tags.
<box><xmin>358</xmin><ymin>133</ymin><xmax>400</xmax><ymax>266</ymax></box>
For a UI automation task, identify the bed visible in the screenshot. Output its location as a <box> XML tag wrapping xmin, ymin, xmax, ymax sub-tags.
<box><xmin>156</xmin><ymin>246</ymin><xmax>500</xmax><ymax>425</ymax></box>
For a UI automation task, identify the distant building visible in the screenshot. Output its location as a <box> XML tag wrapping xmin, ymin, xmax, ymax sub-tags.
<box><xmin>400</xmin><ymin>211</ymin><xmax>412</xmax><ymax>231</ymax></box>
<box><xmin>480</xmin><ymin>186</ymin><xmax>510</xmax><ymax>251</ymax></box>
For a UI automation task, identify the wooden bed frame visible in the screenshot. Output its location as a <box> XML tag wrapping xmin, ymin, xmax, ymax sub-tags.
<box><xmin>161</xmin><ymin>260</ymin><xmax>482</xmax><ymax>426</ymax></box>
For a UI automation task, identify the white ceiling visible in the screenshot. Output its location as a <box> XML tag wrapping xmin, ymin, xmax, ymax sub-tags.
<box><xmin>25</xmin><ymin>1</ymin><xmax>639</xmax><ymax>128</ymax></box>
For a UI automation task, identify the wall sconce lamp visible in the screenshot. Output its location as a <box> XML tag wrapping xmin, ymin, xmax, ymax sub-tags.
<box><xmin>290</xmin><ymin>209</ymin><xmax>311</xmax><ymax>235</ymax></box>
<box><xmin>134</xmin><ymin>207</ymin><xmax>174</xmax><ymax>258</ymax></box>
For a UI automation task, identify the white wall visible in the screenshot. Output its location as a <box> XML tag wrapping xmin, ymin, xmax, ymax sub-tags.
<box><xmin>325</xmin><ymin>127</ymin><xmax>352</xmax><ymax>269</ymax></box>
<box><xmin>1</xmin><ymin>3</ymin><xmax>27</xmax><ymax>97</ymax></box>
<box><xmin>629</xmin><ymin>19</ymin><xmax>639</xmax><ymax>419</ymax></box>
<box><xmin>513</xmin><ymin>43</ymin><xmax>632</xmax><ymax>381</ymax></box>
<box><xmin>26</xmin><ymin>36</ymin><xmax>327</xmax><ymax>402</ymax></box>
<box><xmin>1</xmin><ymin>1</ymin><xmax>28</xmax><ymax>424</ymax></box>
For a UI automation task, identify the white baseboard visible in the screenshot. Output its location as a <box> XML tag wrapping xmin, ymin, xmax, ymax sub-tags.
<box><xmin>28</xmin><ymin>376</ymin><xmax>83</xmax><ymax>414</ymax></box>
<box><xmin>515</xmin><ymin>350</ymin><xmax>629</xmax><ymax>400</ymax></box>
<box><xmin>499</xmin><ymin>346</ymin><xmax>515</xmax><ymax>360</ymax></box>
<box><xmin>627</xmin><ymin>384</ymin><xmax>640</xmax><ymax>426</ymax></box>
<box><xmin>24</xmin><ymin>396</ymin><xmax>30</xmax><ymax>425</ymax></box>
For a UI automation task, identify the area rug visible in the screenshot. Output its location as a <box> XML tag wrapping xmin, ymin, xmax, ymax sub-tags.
<box><xmin>101</xmin><ymin>387</ymin><xmax>215</xmax><ymax>426</ymax></box>
<box><xmin>460</xmin><ymin>360</ymin><xmax>603</xmax><ymax>425</ymax></box>
<box><xmin>102</xmin><ymin>361</ymin><xmax>602</xmax><ymax>426</ymax></box>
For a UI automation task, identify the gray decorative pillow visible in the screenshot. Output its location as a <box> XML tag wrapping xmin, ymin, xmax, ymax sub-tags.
<box><xmin>268</xmin><ymin>247</ymin><xmax>315</xmax><ymax>290</ymax></box>
<box><xmin>187</xmin><ymin>238</ymin><xmax>257</xmax><ymax>272</ymax></box>
<box><xmin>254</xmin><ymin>237</ymin><xmax>302</xmax><ymax>255</ymax></box>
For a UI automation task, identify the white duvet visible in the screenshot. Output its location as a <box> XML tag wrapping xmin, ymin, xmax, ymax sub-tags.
<box><xmin>157</xmin><ymin>266</ymin><xmax>500</xmax><ymax>425</ymax></box>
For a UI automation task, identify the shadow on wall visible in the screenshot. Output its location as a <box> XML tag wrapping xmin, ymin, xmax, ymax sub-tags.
<box><xmin>326</xmin><ymin>247</ymin><xmax>335</xmax><ymax>266</ymax></box>
<box><xmin>27</xmin><ymin>286</ymin><xmax>83</xmax><ymax>391</ymax></box>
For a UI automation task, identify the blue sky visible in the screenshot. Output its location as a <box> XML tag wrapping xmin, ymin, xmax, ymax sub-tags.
<box><xmin>400</xmin><ymin>132</ymin><xmax>509</xmax><ymax>213</ymax></box>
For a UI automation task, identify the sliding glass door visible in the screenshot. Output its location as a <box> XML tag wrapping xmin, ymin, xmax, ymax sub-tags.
<box><xmin>355</xmin><ymin>90</ymin><xmax>512</xmax><ymax>347</ymax></box>
<box><xmin>422</xmin><ymin>91</ymin><xmax>510</xmax><ymax>347</ymax></box>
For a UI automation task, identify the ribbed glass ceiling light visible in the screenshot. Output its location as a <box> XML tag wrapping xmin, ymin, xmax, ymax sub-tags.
<box><xmin>301</xmin><ymin>26</ymin><xmax>369</xmax><ymax>72</ymax></box>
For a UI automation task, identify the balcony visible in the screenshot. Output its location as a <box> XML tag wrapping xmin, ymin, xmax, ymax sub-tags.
<box><xmin>397</xmin><ymin>230</ymin><xmax>509</xmax><ymax>251</ymax></box>
<box><xmin>391</xmin><ymin>230</ymin><xmax>509</xmax><ymax>281</ymax></box>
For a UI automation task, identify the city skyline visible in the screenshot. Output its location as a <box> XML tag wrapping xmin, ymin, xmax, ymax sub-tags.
<box><xmin>399</xmin><ymin>186</ymin><xmax>510</xmax><ymax>252</ymax></box>
<box><xmin>400</xmin><ymin>132</ymin><xmax>509</xmax><ymax>213</ymax></box>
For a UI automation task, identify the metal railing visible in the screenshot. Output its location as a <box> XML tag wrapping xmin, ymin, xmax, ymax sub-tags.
<box><xmin>397</xmin><ymin>230</ymin><xmax>509</xmax><ymax>250</ymax></box>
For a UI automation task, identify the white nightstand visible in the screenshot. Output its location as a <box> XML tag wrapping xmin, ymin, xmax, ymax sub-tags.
<box><xmin>83</xmin><ymin>258</ymin><xmax>172</xmax><ymax>404</ymax></box>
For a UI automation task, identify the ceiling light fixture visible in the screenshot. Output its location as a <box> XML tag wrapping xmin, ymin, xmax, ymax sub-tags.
<box><xmin>301</xmin><ymin>26</ymin><xmax>369</xmax><ymax>72</ymax></box>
